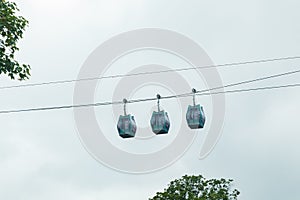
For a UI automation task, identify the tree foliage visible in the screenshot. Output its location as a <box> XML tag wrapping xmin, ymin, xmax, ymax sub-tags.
<box><xmin>0</xmin><ymin>0</ymin><xmax>30</xmax><ymax>80</ymax></box>
<box><xmin>149</xmin><ymin>175</ymin><xmax>240</xmax><ymax>200</ymax></box>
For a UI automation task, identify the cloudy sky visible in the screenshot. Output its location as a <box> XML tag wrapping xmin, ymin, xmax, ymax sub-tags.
<box><xmin>0</xmin><ymin>0</ymin><xmax>300</xmax><ymax>199</ymax></box>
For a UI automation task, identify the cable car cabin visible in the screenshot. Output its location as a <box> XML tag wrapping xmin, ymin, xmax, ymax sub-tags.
<box><xmin>186</xmin><ymin>104</ymin><xmax>206</xmax><ymax>129</ymax></box>
<box><xmin>150</xmin><ymin>111</ymin><xmax>170</xmax><ymax>134</ymax></box>
<box><xmin>117</xmin><ymin>115</ymin><xmax>137</xmax><ymax>138</ymax></box>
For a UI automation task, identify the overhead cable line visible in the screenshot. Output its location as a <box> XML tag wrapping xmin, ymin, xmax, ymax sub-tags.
<box><xmin>0</xmin><ymin>55</ymin><xmax>300</xmax><ymax>90</ymax></box>
<box><xmin>126</xmin><ymin>68</ymin><xmax>300</xmax><ymax>103</ymax></box>
<box><xmin>197</xmin><ymin>83</ymin><xmax>300</xmax><ymax>96</ymax></box>
<box><xmin>0</xmin><ymin>68</ymin><xmax>299</xmax><ymax>114</ymax></box>
<box><xmin>0</xmin><ymin>83</ymin><xmax>299</xmax><ymax>115</ymax></box>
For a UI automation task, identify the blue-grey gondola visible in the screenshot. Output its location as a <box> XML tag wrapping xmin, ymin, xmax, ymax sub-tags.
<box><xmin>117</xmin><ymin>99</ymin><xmax>137</xmax><ymax>138</ymax></box>
<box><xmin>186</xmin><ymin>88</ymin><xmax>206</xmax><ymax>129</ymax></box>
<box><xmin>150</xmin><ymin>94</ymin><xmax>170</xmax><ymax>134</ymax></box>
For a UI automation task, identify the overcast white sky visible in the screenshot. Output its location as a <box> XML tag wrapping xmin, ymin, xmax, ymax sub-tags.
<box><xmin>0</xmin><ymin>0</ymin><xmax>300</xmax><ymax>199</ymax></box>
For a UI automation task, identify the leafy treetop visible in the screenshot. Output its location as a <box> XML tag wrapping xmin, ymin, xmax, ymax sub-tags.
<box><xmin>0</xmin><ymin>0</ymin><xmax>30</xmax><ymax>80</ymax></box>
<box><xmin>149</xmin><ymin>175</ymin><xmax>240</xmax><ymax>200</ymax></box>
